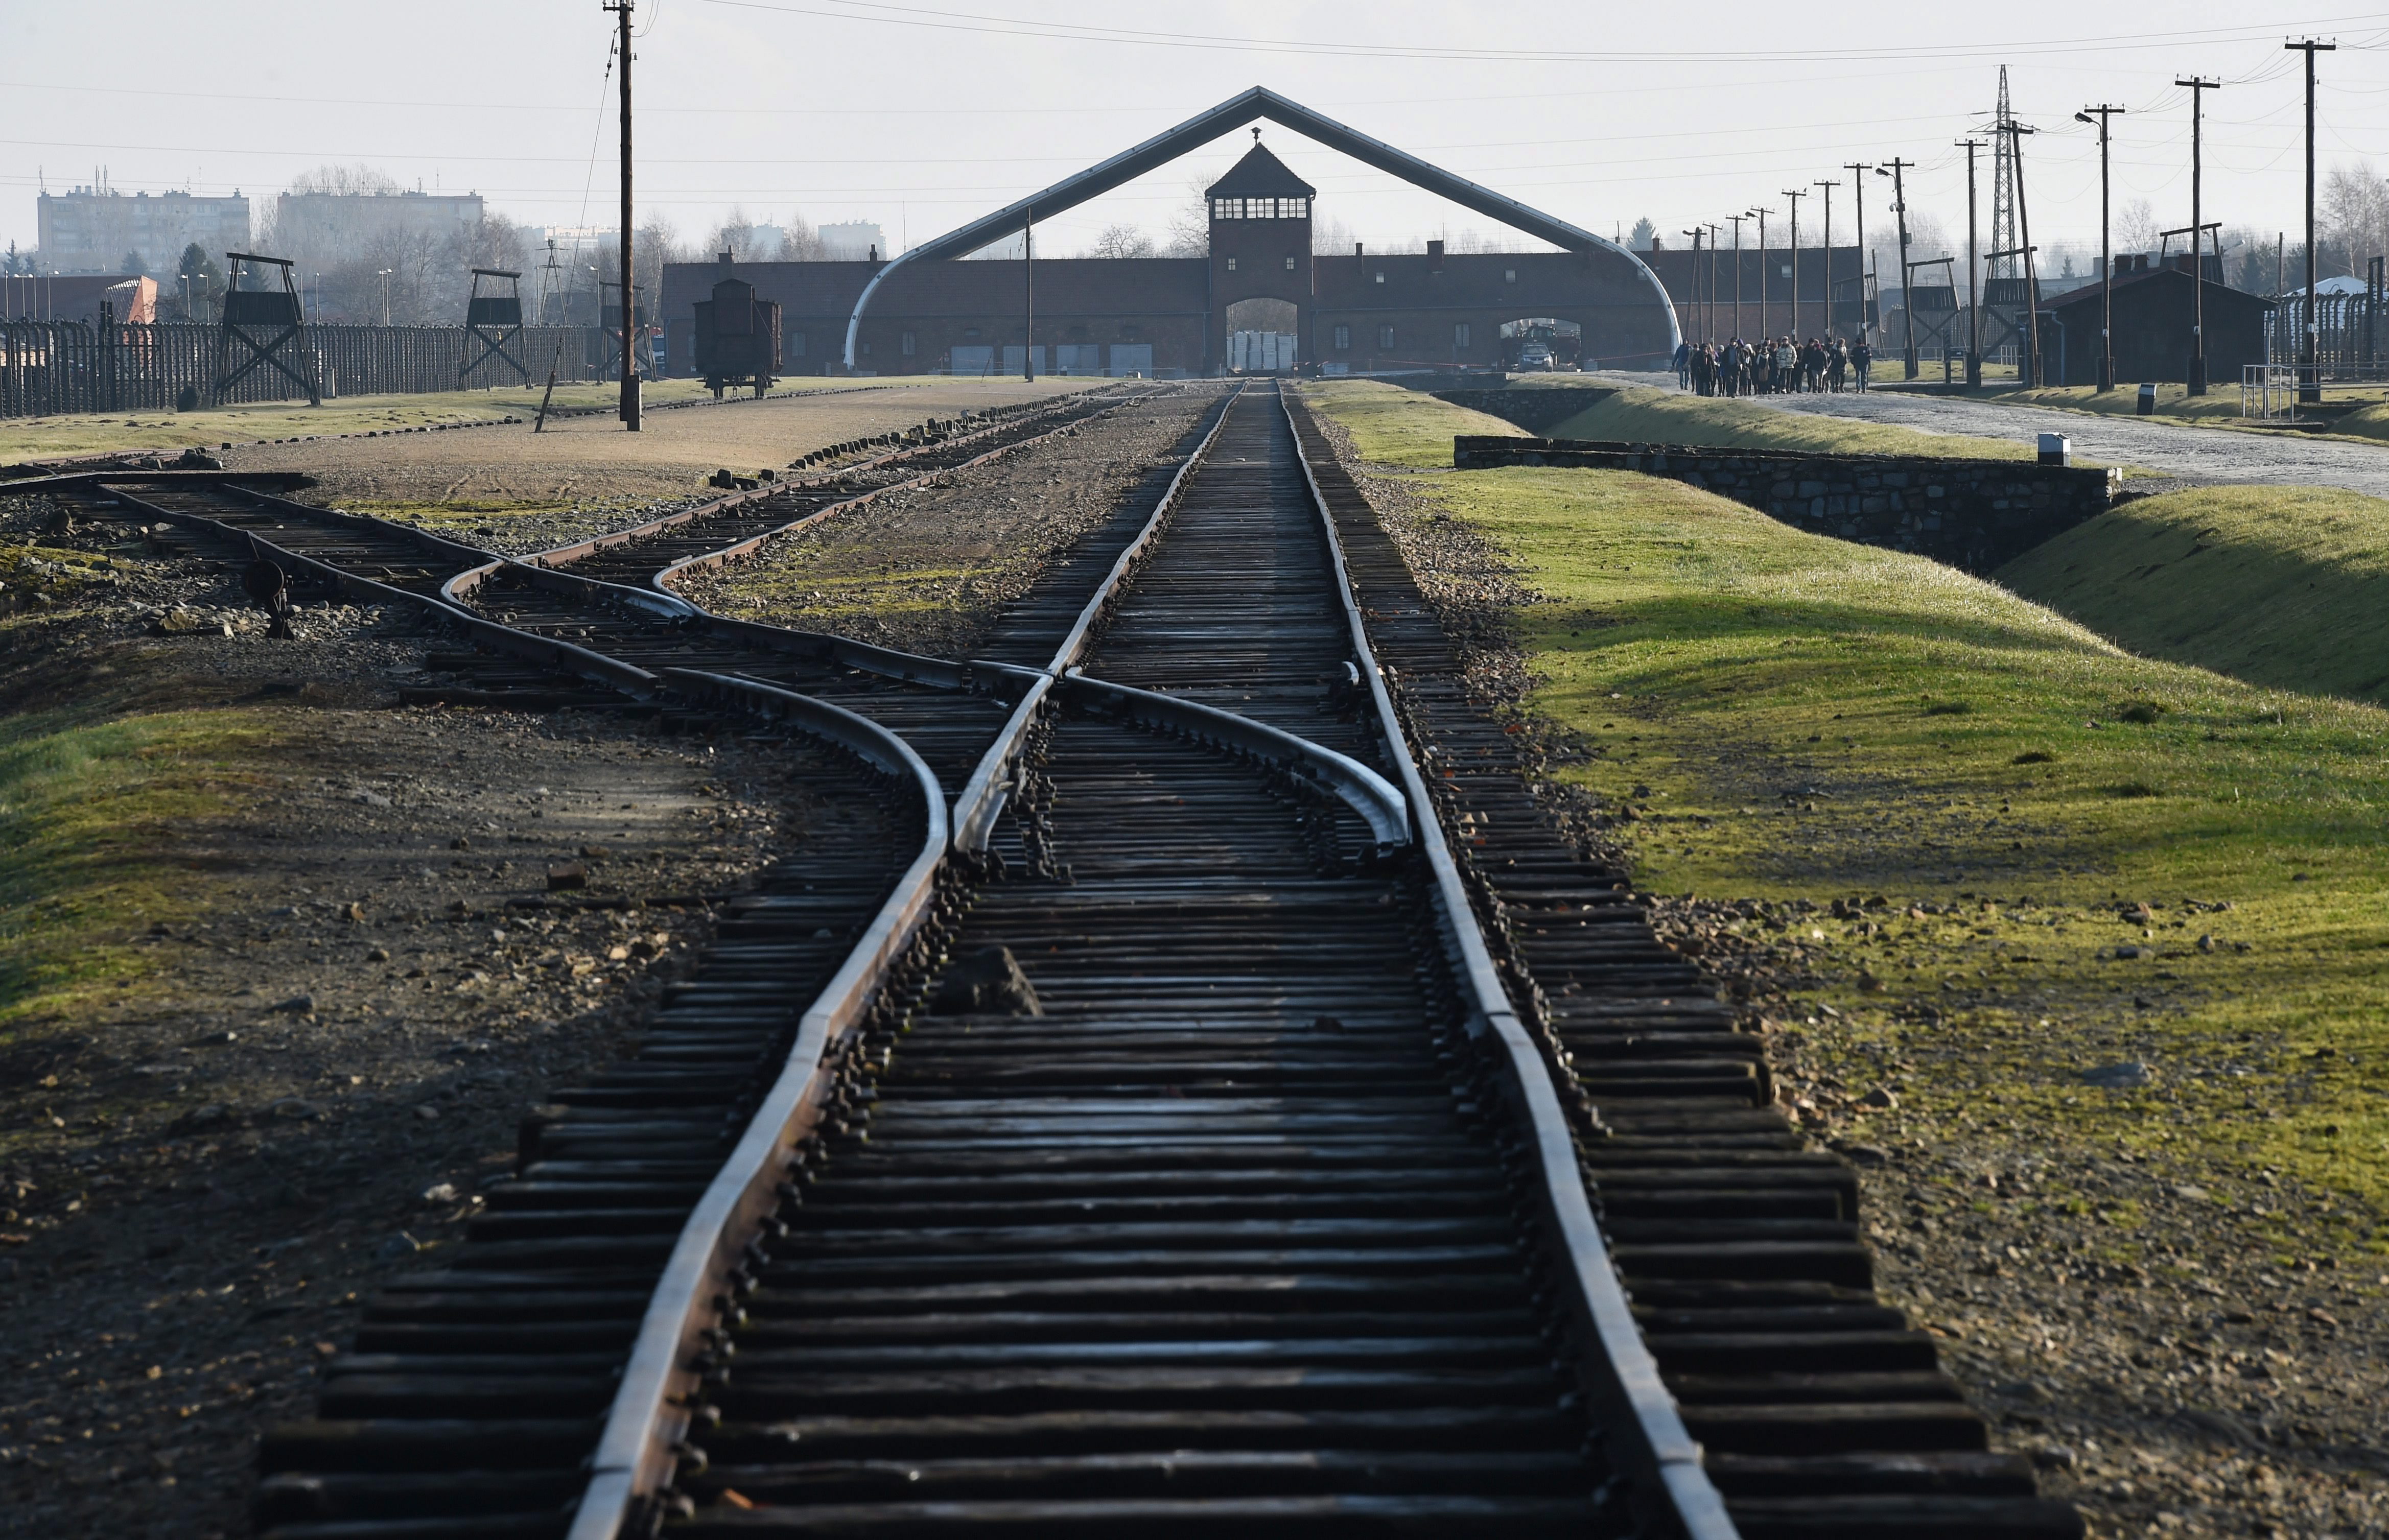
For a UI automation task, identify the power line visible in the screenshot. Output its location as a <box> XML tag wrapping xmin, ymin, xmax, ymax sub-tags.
<box><xmin>709</xmin><ymin>0</ymin><xmax>2389</xmax><ymax>66</ymax></box>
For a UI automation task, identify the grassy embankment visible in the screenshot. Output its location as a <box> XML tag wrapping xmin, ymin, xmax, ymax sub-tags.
<box><xmin>2001</xmin><ymin>485</ymin><xmax>2389</xmax><ymax>706</ymax></box>
<box><xmin>1309</xmin><ymin>379</ymin><xmax>2389</xmax><ymax>1250</ymax></box>
<box><xmin>0</xmin><ymin>558</ymin><xmax>278</xmax><ymax>1119</ymax></box>
<box><xmin>1516</xmin><ymin>383</ymin><xmax>2389</xmax><ymax>705</ymax></box>
<box><xmin>0</xmin><ymin>376</ymin><xmax>935</xmax><ymax>463</ymax></box>
<box><xmin>1536</xmin><ymin>382</ymin><xmax>2041</xmax><ymax>460</ymax></box>
<box><xmin>0</xmin><ymin>695</ymin><xmax>274</xmax><ymax>1052</ymax></box>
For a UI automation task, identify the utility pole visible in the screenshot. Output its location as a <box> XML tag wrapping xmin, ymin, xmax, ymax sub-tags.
<box><xmin>1726</xmin><ymin>214</ymin><xmax>1747</xmax><ymax>339</ymax></box>
<box><xmin>1682</xmin><ymin>229</ymin><xmax>1705</xmax><ymax>341</ymax></box>
<box><xmin>2077</xmin><ymin>105</ymin><xmax>2126</xmax><ymax>392</ymax></box>
<box><xmin>604</xmin><ymin>0</ymin><xmax>639</xmax><ymax>429</ymax></box>
<box><xmin>1749</xmin><ymin>207</ymin><xmax>1770</xmax><ymax>340</ymax></box>
<box><xmin>1844</xmin><ymin>163</ymin><xmax>1874</xmax><ymax>347</ymax></box>
<box><xmin>2288</xmin><ymin>38</ymin><xmax>2336</xmax><ymax>403</ymax></box>
<box><xmin>1814</xmin><ymin>179</ymin><xmax>1837</xmax><ymax>341</ymax></box>
<box><xmin>2177</xmin><ymin>76</ymin><xmax>2222</xmax><ymax>395</ymax></box>
<box><xmin>1958</xmin><ymin>139</ymin><xmax>1983</xmax><ymax>388</ymax></box>
<box><xmin>1705</xmin><ymin>223</ymin><xmax>1722</xmax><ymax>344</ymax></box>
<box><xmin>1781</xmin><ymin>188</ymin><xmax>1806</xmax><ymax>341</ymax></box>
<box><xmin>1022</xmin><ymin>209</ymin><xmax>1035</xmax><ymax>381</ymax></box>
<box><xmin>1995</xmin><ymin>121</ymin><xmax>2042</xmax><ymax>387</ymax></box>
<box><xmin>1881</xmin><ymin>158</ymin><xmax>1917</xmax><ymax>378</ymax></box>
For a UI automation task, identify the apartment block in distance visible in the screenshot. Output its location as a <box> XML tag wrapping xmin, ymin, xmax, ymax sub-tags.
<box><xmin>37</xmin><ymin>187</ymin><xmax>252</xmax><ymax>275</ymax></box>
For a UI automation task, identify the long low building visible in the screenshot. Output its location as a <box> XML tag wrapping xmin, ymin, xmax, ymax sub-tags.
<box><xmin>660</xmin><ymin>140</ymin><xmax>1678</xmax><ymax>376</ymax></box>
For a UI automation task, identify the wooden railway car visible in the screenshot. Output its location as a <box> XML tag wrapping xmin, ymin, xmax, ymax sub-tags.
<box><xmin>690</xmin><ymin>255</ymin><xmax>781</xmax><ymax>398</ymax></box>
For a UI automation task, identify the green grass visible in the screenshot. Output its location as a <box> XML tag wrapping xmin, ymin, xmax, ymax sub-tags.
<box><xmin>1317</xmin><ymin>386</ymin><xmax>1527</xmax><ymax>468</ymax></box>
<box><xmin>0</xmin><ymin>698</ymin><xmax>277</xmax><ymax>1032</ymax></box>
<box><xmin>1542</xmin><ymin>383</ymin><xmax>2040</xmax><ymax>460</ymax></box>
<box><xmin>1307</xmin><ymin>377</ymin><xmax>2389</xmax><ymax>1243</ymax></box>
<box><xmin>2000</xmin><ymin>484</ymin><xmax>2389</xmax><ymax>706</ymax></box>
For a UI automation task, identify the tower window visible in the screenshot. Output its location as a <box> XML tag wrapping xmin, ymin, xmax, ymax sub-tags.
<box><xmin>1505</xmin><ymin>269</ymin><xmax>1517</xmax><ymax>282</ymax></box>
<box><xmin>1454</xmin><ymin>323</ymin><xmax>1471</xmax><ymax>349</ymax></box>
<box><xmin>1284</xmin><ymin>255</ymin><xmax>1296</xmax><ymax>271</ymax></box>
<box><xmin>1226</xmin><ymin>256</ymin><xmax>1237</xmax><ymax>272</ymax></box>
<box><xmin>1377</xmin><ymin>324</ymin><xmax>1395</xmax><ymax>349</ymax></box>
<box><xmin>1211</xmin><ymin>196</ymin><xmax>1308</xmax><ymax>220</ymax></box>
<box><xmin>1333</xmin><ymin>324</ymin><xmax>1350</xmax><ymax>350</ymax></box>
<box><xmin>1374</xmin><ymin>271</ymin><xmax>1385</xmax><ymax>284</ymax></box>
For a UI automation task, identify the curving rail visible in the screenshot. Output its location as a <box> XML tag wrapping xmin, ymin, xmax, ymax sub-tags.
<box><xmin>24</xmin><ymin>372</ymin><xmax>2079</xmax><ymax>1538</ymax></box>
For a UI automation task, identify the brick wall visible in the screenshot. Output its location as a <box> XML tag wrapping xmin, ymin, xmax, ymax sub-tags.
<box><xmin>1452</xmin><ymin>436</ymin><xmax>2118</xmax><ymax>572</ymax></box>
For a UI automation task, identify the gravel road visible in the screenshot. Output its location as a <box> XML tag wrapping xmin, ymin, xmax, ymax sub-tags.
<box><xmin>1590</xmin><ymin>369</ymin><xmax>2389</xmax><ymax>494</ymax></box>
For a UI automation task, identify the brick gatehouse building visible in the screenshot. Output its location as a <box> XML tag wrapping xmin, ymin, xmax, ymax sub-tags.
<box><xmin>661</xmin><ymin>137</ymin><xmax>1691</xmax><ymax>377</ymax></box>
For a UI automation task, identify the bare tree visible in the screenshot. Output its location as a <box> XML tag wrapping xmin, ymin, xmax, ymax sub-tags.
<box><xmin>633</xmin><ymin>217</ymin><xmax>689</xmax><ymax>293</ymax></box>
<box><xmin>468</xmin><ymin>211</ymin><xmax>530</xmax><ymax>276</ymax></box>
<box><xmin>2324</xmin><ymin>162</ymin><xmax>2388</xmax><ymax>277</ymax></box>
<box><xmin>2115</xmin><ymin>198</ymin><xmax>2159</xmax><ymax>256</ymax></box>
<box><xmin>1164</xmin><ymin>174</ymin><xmax>1212</xmax><ymax>257</ymax></box>
<box><xmin>1085</xmin><ymin>223</ymin><xmax>1156</xmax><ymax>259</ymax></box>
<box><xmin>706</xmin><ymin>207</ymin><xmax>768</xmax><ymax>261</ymax></box>
<box><xmin>775</xmin><ymin>213</ymin><xmax>827</xmax><ymax>262</ymax></box>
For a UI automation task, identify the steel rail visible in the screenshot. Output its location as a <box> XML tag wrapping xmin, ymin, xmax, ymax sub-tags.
<box><xmin>442</xmin><ymin>385</ymin><xmax>1157</xmax><ymax>612</ymax></box>
<box><xmin>1055</xmin><ymin>669</ymin><xmax>1408</xmax><ymax>849</ymax></box>
<box><xmin>94</xmin><ymin>482</ymin><xmax>665</xmax><ymax>698</ymax></box>
<box><xmin>1277</xmin><ymin>384</ymin><xmax>1740</xmax><ymax>1540</ymax></box>
<box><xmin>943</xmin><ymin>382</ymin><xmax>1242</xmax><ymax>856</ymax></box>
<box><xmin>571</xmin><ymin>667</ymin><xmax>950</xmax><ymax>1534</ymax></box>
<box><xmin>429</xmin><ymin>388</ymin><xmax>1166</xmax><ymax>670</ymax></box>
<box><xmin>0</xmin><ymin>467</ymin><xmax>310</xmax><ymax>495</ymax></box>
<box><xmin>564</xmin><ymin>382</ymin><xmax>1251</xmax><ymax>1540</ymax></box>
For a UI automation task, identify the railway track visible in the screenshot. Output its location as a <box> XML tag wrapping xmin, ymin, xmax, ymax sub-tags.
<box><xmin>25</xmin><ymin>379</ymin><xmax>2082</xmax><ymax>1538</ymax></box>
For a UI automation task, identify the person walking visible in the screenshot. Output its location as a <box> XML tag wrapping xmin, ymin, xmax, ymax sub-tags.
<box><xmin>1828</xmin><ymin>337</ymin><xmax>1849</xmax><ymax>392</ymax></box>
<box><xmin>1673</xmin><ymin>339</ymin><xmax>1692</xmax><ymax>391</ymax></box>
<box><xmin>1852</xmin><ymin>337</ymin><xmax>1873</xmax><ymax>392</ymax></box>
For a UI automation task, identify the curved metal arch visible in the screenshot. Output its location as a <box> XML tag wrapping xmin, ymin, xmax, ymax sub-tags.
<box><xmin>844</xmin><ymin>85</ymin><xmax>1680</xmax><ymax>369</ymax></box>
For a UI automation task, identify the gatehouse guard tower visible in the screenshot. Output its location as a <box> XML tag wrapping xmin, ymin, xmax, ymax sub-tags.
<box><xmin>1207</xmin><ymin>137</ymin><xmax>1315</xmax><ymax>373</ymax></box>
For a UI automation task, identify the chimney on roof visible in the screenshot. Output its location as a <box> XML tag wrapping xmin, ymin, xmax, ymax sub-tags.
<box><xmin>719</xmin><ymin>250</ymin><xmax>733</xmax><ymax>267</ymax></box>
<box><xmin>1427</xmin><ymin>240</ymin><xmax>1444</xmax><ymax>272</ymax></box>
<box><xmin>1354</xmin><ymin>242</ymin><xmax>1364</xmax><ymax>257</ymax></box>
<box><xmin>869</xmin><ymin>245</ymin><xmax>879</xmax><ymax>263</ymax></box>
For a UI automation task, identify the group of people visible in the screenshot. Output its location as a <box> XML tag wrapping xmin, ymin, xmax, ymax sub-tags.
<box><xmin>1672</xmin><ymin>336</ymin><xmax>1871</xmax><ymax>397</ymax></box>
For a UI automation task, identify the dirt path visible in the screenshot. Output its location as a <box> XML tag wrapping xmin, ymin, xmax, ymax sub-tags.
<box><xmin>1590</xmin><ymin>367</ymin><xmax>2389</xmax><ymax>493</ymax></box>
<box><xmin>224</xmin><ymin>378</ymin><xmax>1098</xmax><ymax>508</ymax></box>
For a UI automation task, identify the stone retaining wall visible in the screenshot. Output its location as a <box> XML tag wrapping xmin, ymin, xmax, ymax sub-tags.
<box><xmin>1453</xmin><ymin>435</ymin><xmax>2119</xmax><ymax>572</ymax></box>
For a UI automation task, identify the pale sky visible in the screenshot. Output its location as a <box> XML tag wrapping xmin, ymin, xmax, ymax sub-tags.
<box><xmin>6</xmin><ymin>0</ymin><xmax>2388</xmax><ymax>272</ymax></box>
